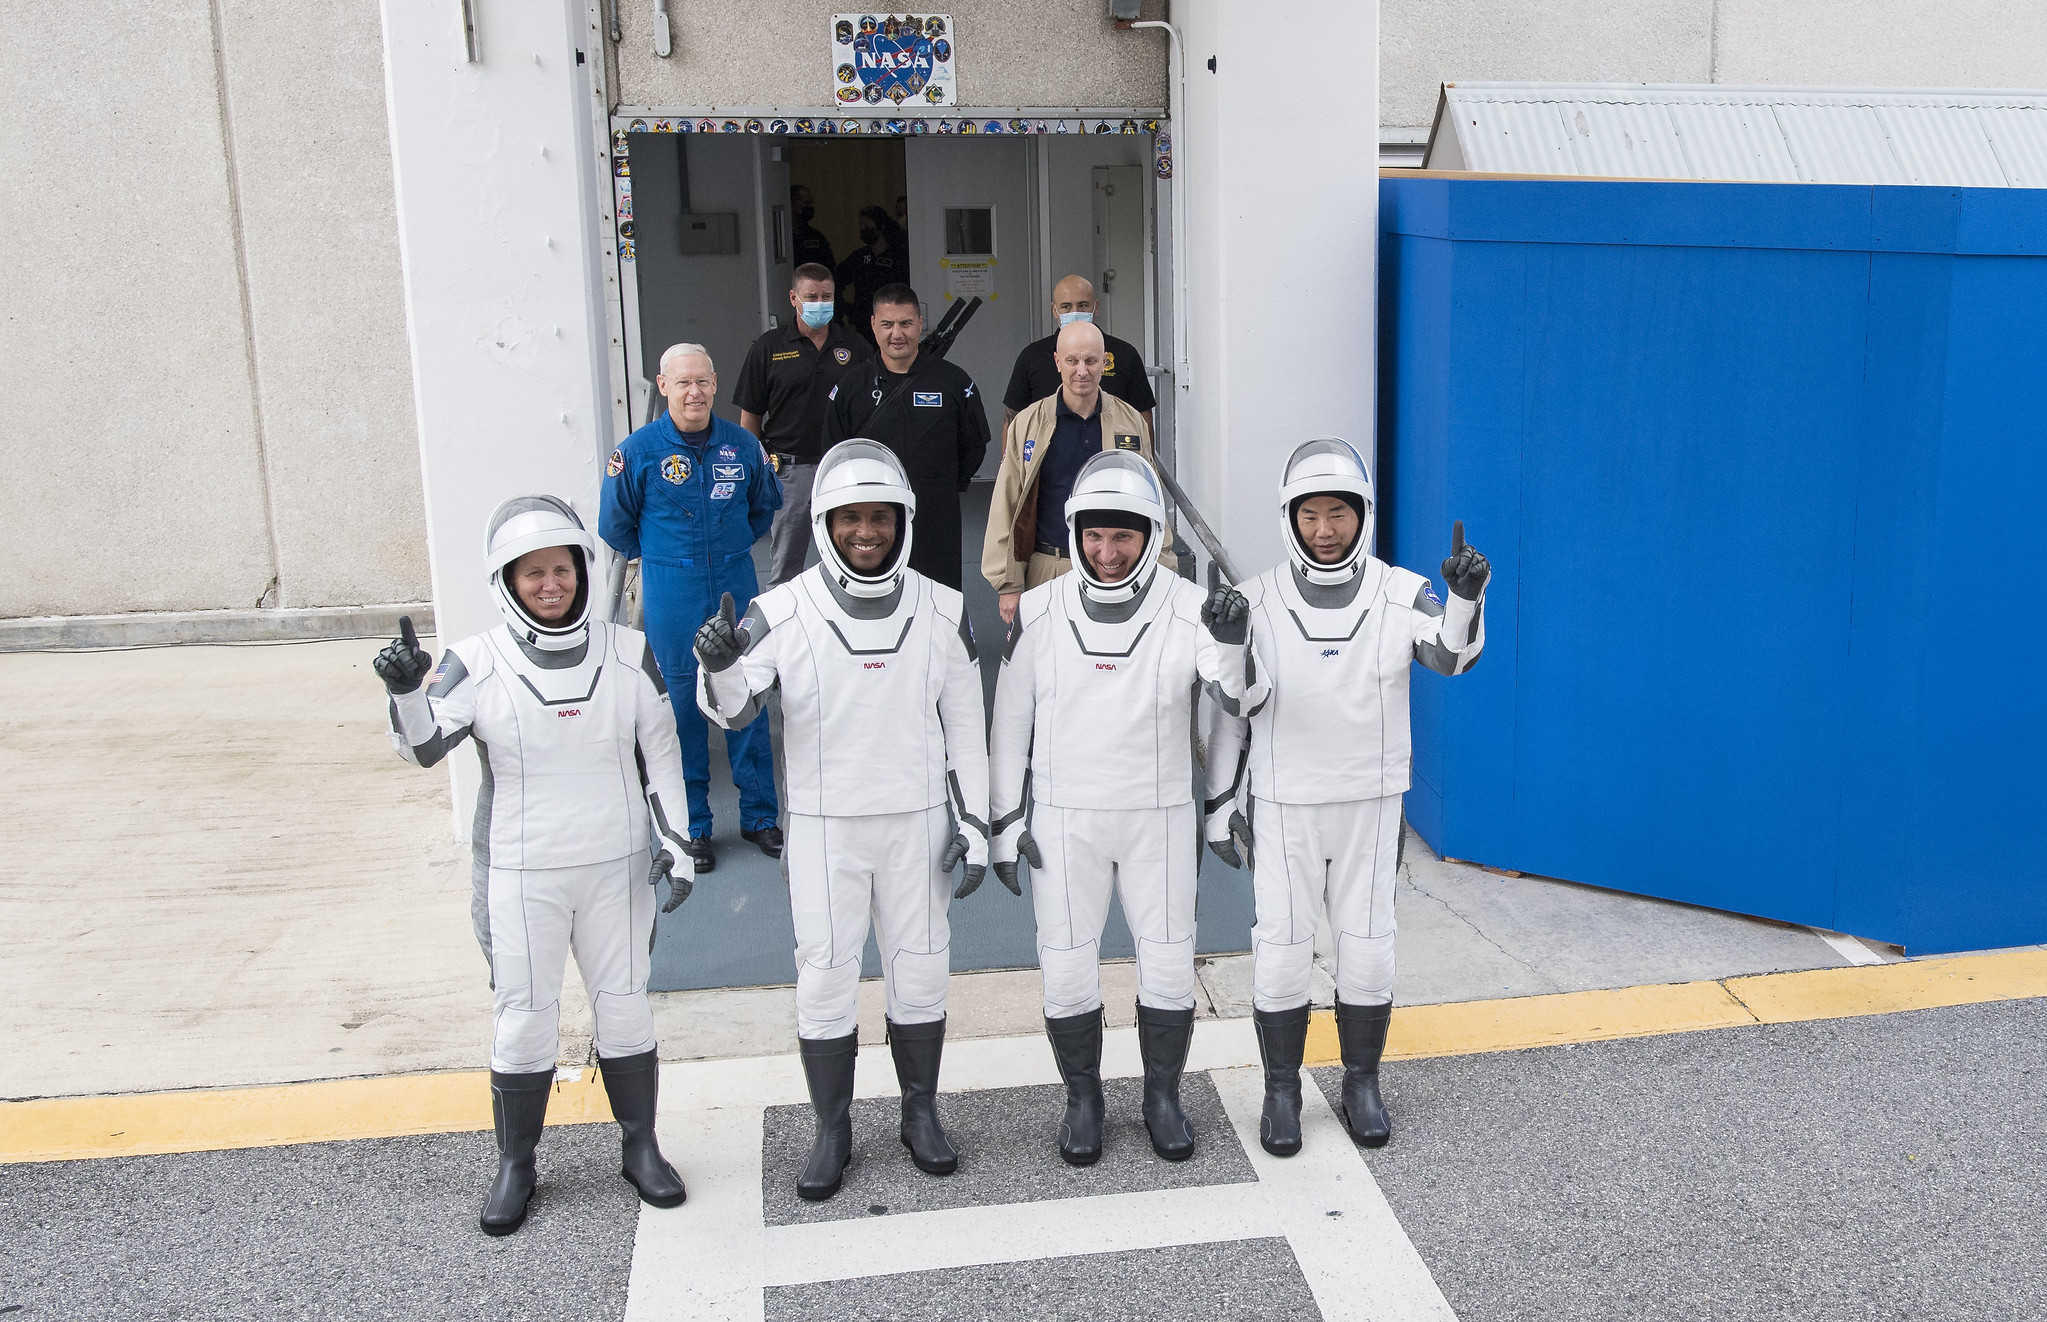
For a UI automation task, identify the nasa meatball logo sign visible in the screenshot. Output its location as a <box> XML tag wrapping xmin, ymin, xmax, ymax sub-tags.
<box><xmin>832</xmin><ymin>13</ymin><xmax>956</xmax><ymax>108</ymax></box>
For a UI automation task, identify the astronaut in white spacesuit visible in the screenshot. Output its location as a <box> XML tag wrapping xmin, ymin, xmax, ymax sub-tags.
<box><xmin>374</xmin><ymin>494</ymin><xmax>694</xmax><ymax>1236</ymax></box>
<box><xmin>989</xmin><ymin>450</ymin><xmax>1258</xmax><ymax>1166</ymax></box>
<box><xmin>1203</xmin><ymin>438</ymin><xmax>1488</xmax><ymax>1155</ymax></box>
<box><xmin>695</xmin><ymin>439</ymin><xmax>991</xmax><ymax>1202</ymax></box>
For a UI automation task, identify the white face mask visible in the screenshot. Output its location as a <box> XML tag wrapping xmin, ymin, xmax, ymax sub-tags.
<box><xmin>1058</xmin><ymin>310</ymin><xmax>1094</xmax><ymax>327</ymax></box>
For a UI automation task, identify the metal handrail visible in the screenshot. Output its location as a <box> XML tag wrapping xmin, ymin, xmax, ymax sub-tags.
<box><xmin>1152</xmin><ymin>458</ymin><xmax>1242</xmax><ymax>586</ymax></box>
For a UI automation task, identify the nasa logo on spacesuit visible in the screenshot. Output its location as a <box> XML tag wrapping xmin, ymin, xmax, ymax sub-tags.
<box><xmin>863</xmin><ymin>660</ymin><xmax>888</xmax><ymax>670</ymax></box>
<box><xmin>661</xmin><ymin>453</ymin><xmax>693</xmax><ymax>484</ymax></box>
<box><xmin>1424</xmin><ymin>582</ymin><xmax>1442</xmax><ymax>606</ymax></box>
<box><xmin>1094</xmin><ymin>662</ymin><xmax>1119</xmax><ymax>672</ymax></box>
<box><xmin>557</xmin><ymin>707</ymin><xmax>583</xmax><ymax>718</ymax></box>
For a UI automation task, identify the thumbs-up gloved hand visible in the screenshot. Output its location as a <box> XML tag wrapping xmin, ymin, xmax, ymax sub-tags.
<box><xmin>1441</xmin><ymin>520</ymin><xmax>1490</xmax><ymax>601</ymax></box>
<box><xmin>693</xmin><ymin>592</ymin><xmax>744</xmax><ymax>672</ymax></box>
<box><xmin>374</xmin><ymin>615</ymin><xmax>435</xmax><ymax>694</ymax></box>
<box><xmin>1201</xmin><ymin>585</ymin><xmax>1251</xmax><ymax>646</ymax></box>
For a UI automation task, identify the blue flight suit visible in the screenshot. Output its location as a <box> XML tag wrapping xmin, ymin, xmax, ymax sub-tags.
<box><xmin>601</xmin><ymin>411</ymin><xmax>781</xmax><ymax>838</ymax></box>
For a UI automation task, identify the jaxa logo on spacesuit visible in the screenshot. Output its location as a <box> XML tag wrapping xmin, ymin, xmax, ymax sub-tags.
<box><xmin>1319</xmin><ymin>648</ymin><xmax>1342</xmax><ymax>662</ymax></box>
<box><xmin>661</xmin><ymin>453</ymin><xmax>693</xmax><ymax>484</ymax></box>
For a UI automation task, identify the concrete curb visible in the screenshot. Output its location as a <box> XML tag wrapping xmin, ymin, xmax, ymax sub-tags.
<box><xmin>0</xmin><ymin>604</ymin><xmax>437</xmax><ymax>651</ymax></box>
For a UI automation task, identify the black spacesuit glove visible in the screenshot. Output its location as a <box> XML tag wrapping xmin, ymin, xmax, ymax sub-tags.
<box><xmin>941</xmin><ymin>833</ymin><xmax>989</xmax><ymax>899</ymax></box>
<box><xmin>1201</xmin><ymin>586</ymin><xmax>1251</xmax><ymax>645</ymax></box>
<box><xmin>373</xmin><ymin>616</ymin><xmax>434</xmax><ymax>694</ymax></box>
<box><xmin>694</xmin><ymin>592</ymin><xmax>743</xmax><ymax>672</ymax></box>
<box><xmin>991</xmin><ymin>830</ymin><xmax>1042</xmax><ymax>897</ymax></box>
<box><xmin>1441</xmin><ymin>520</ymin><xmax>1491</xmax><ymax>601</ymax></box>
<box><xmin>1206</xmin><ymin>810</ymin><xmax>1255</xmax><ymax>870</ymax></box>
<box><xmin>652</xmin><ymin>850</ymin><xmax>693</xmax><ymax>913</ymax></box>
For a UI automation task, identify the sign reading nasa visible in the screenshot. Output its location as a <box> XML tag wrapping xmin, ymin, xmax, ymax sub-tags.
<box><xmin>831</xmin><ymin>13</ymin><xmax>957</xmax><ymax>109</ymax></box>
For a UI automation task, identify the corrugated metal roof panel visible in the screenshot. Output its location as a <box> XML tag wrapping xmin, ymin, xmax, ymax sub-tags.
<box><xmin>1979</xmin><ymin>106</ymin><xmax>2047</xmax><ymax>187</ymax></box>
<box><xmin>1426</xmin><ymin>83</ymin><xmax>2047</xmax><ymax>187</ymax></box>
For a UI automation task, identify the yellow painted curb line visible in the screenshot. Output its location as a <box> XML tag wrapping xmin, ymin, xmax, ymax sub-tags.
<box><xmin>7</xmin><ymin>949</ymin><xmax>2042</xmax><ymax>1165</ymax></box>
<box><xmin>1300</xmin><ymin>947</ymin><xmax>2047</xmax><ymax>1067</ymax></box>
<box><xmin>2</xmin><ymin>1067</ymin><xmax>615</xmax><ymax>1165</ymax></box>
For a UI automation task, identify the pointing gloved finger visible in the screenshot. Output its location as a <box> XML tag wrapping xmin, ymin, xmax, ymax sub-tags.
<box><xmin>1453</xmin><ymin>520</ymin><xmax>1465</xmax><ymax>556</ymax></box>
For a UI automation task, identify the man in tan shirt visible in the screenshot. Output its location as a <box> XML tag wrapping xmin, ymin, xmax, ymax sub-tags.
<box><xmin>982</xmin><ymin>321</ymin><xmax>1170</xmax><ymax>623</ymax></box>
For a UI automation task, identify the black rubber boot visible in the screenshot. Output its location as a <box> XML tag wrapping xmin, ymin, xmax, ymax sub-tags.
<box><xmin>480</xmin><ymin>1069</ymin><xmax>552</xmax><ymax>1236</ymax></box>
<box><xmin>1335</xmin><ymin>999</ymin><xmax>1393</xmax><ymax>1148</ymax></box>
<box><xmin>888</xmin><ymin>1018</ymin><xmax>958</xmax><ymax>1176</ymax></box>
<box><xmin>1044</xmin><ymin>1008</ymin><xmax>1106</xmax><ymax>1167</ymax></box>
<box><xmin>1134</xmin><ymin>1003</ymin><xmax>1197</xmax><ymax>1162</ymax></box>
<box><xmin>1253</xmin><ymin>1005</ymin><xmax>1312</xmax><ymax>1157</ymax></box>
<box><xmin>598</xmin><ymin>1049</ymin><xmax>687</xmax><ymax>1208</ymax></box>
<box><xmin>796</xmin><ymin>1032</ymin><xmax>859</xmax><ymax>1201</ymax></box>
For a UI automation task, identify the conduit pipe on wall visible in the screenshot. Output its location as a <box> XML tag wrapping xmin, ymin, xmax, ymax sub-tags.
<box><xmin>1118</xmin><ymin>18</ymin><xmax>1189</xmax><ymax>391</ymax></box>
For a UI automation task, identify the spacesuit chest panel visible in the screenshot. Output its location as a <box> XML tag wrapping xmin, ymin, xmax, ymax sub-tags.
<box><xmin>475</xmin><ymin>625</ymin><xmax>644</xmax><ymax>868</ymax></box>
<box><xmin>780</xmin><ymin>576</ymin><xmax>945</xmax><ymax>816</ymax></box>
<box><xmin>1035</xmin><ymin>577</ymin><xmax>1196</xmax><ymax>810</ymax></box>
<box><xmin>1251</xmin><ymin>563</ymin><xmax>1418</xmax><ymax>805</ymax></box>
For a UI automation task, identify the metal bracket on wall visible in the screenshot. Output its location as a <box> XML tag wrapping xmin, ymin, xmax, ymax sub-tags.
<box><xmin>653</xmin><ymin>0</ymin><xmax>672</xmax><ymax>57</ymax></box>
<box><xmin>460</xmin><ymin>0</ymin><xmax>480</xmax><ymax>61</ymax></box>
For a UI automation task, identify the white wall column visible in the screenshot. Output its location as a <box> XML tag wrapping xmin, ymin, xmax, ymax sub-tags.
<box><xmin>1170</xmin><ymin>0</ymin><xmax>1379</xmax><ymax>576</ymax></box>
<box><xmin>381</xmin><ymin>0</ymin><xmax>618</xmax><ymax>832</ymax></box>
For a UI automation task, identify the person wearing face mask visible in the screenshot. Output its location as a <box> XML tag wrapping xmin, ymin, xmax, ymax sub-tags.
<box><xmin>374</xmin><ymin>495</ymin><xmax>695</xmax><ymax>1236</ymax></box>
<box><xmin>1002</xmin><ymin>274</ymin><xmax>1156</xmax><ymax>435</ymax></box>
<box><xmin>834</xmin><ymin>205</ymin><xmax>910</xmax><ymax>347</ymax></box>
<box><xmin>1202</xmin><ymin>438</ymin><xmax>1488</xmax><ymax>1158</ymax></box>
<box><xmin>602</xmin><ymin>343</ymin><xmax>785</xmax><ymax>873</ymax></box>
<box><xmin>695</xmin><ymin>439</ymin><xmax>992</xmax><ymax>1202</ymax></box>
<box><xmin>981</xmin><ymin>319</ymin><xmax>1174</xmax><ymax>625</ymax></box>
<box><xmin>790</xmin><ymin>185</ymin><xmax>835</xmax><ymax>274</ymax></box>
<box><xmin>737</xmin><ymin>264</ymin><xmax>875</xmax><ymax>587</ymax></box>
<box><xmin>989</xmin><ymin>451</ymin><xmax>1260</xmax><ymax>1168</ymax></box>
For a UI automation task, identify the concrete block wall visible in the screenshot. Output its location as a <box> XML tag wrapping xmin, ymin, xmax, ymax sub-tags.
<box><xmin>0</xmin><ymin>0</ymin><xmax>424</xmax><ymax>623</ymax></box>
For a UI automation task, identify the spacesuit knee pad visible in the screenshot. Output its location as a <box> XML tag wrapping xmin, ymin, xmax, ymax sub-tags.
<box><xmin>1252</xmin><ymin>934</ymin><xmax>1316</xmax><ymax>1009</ymax></box>
<box><xmin>797</xmin><ymin>955</ymin><xmax>862</xmax><ymax>1039</ymax></box>
<box><xmin>888</xmin><ymin>946</ymin><xmax>951</xmax><ymax>1020</ymax></box>
<box><xmin>1137</xmin><ymin>935</ymin><xmax>1197</xmax><ymax>1009</ymax></box>
<box><xmin>590</xmin><ymin>989</ymin><xmax>657</xmax><ymax>1059</ymax></box>
<box><xmin>1038</xmin><ymin>941</ymin><xmax>1102</xmax><ymax>1016</ymax></box>
<box><xmin>491</xmin><ymin>1002</ymin><xmax>562</xmax><ymax>1074</ymax></box>
<box><xmin>1335</xmin><ymin>930</ymin><xmax>1397</xmax><ymax>1006</ymax></box>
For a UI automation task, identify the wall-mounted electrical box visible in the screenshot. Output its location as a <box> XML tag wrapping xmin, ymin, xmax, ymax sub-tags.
<box><xmin>678</xmin><ymin>212</ymin><xmax>741</xmax><ymax>255</ymax></box>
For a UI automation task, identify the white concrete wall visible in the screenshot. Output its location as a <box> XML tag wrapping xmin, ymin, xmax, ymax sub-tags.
<box><xmin>1174</xmin><ymin>0</ymin><xmax>1380</xmax><ymax>578</ymax></box>
<box><xmin>0</xmin><ymin>0</ymin><xmax>426</xmax><ymax>622</ymax></box>
<box><xmin>1383</xmin><ymin>0</ymin><xmax>2047</xmax><ymax>132</ymax></box>
<box><xmin>611</xmin><ymin>0</ymin><xmax>1168</xmax><ymax>109</ymax></box>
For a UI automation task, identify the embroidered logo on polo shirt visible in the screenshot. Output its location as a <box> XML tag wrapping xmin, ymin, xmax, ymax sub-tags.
<box><xmin>661</xmin><ymin>453</ymin><xmax>692</xmax><ymax>484</ymax></box>
<box><xmin>771</xmin><ymin>350</ymin><xmax>802</xmax><ymax>362</ymax></box>
<box><xmin>834</xmin><ymin>346</ymin><xmax>852</xmax><ymax>364</ymax></box>
<box><xmin>913</xmin><ymin>392</ymin><xmax>942</xmax><ymax>407</ymax></box>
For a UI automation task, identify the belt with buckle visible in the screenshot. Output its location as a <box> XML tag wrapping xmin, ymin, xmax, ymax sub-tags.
<box><xmin>1034</xmin><ymin>541</ymin><xmax>1067</xmax><ymax>559</ymax></box>
<box><xmin>768</xmin><ymin>451</ymin><xmax>805</xmax><ymax>475</ymax></box>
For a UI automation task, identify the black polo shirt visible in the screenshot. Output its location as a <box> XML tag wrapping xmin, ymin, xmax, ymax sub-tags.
<box><xmin>1002</xmin><ymin>328</ymin><xmax>1158</xmax><ymax>414</ymax></box>
<box><xmin>1035</xmin><ymin>393</ymin><xmax>1103</xmax><ymax>554</ymax></box>
<box><xmin>732</xmin><ymin>321</ymin><xmax>873</xmax><ymax>463</ymax></box>
<box><xmin>792</xmin><ymin>221</ymin><xmax>835</xmax><ymax>275</ymax></box>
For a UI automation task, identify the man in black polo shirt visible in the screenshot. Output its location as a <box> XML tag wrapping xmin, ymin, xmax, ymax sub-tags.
<box><xmin>736</xmin><ymin>264</ymin><xmax>874</xmax><ymax>586</ymax></box>
<box><xmin>1002</xmin><ymin>274</ymin><xmax>1157</xmax><ymax>435</ymax></box>
<box><xmin>821</xmin><ymin>283</ymin><xmax>991</xmax><ymax>590</ymax></box>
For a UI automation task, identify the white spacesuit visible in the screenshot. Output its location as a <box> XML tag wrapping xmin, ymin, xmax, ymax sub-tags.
<box><xmin>696</xmin><ymin>439</ymin><xmax>989</xmax><ymax>1202</ymax></box>
<box><xmin>377</xmin><ymin>494</ymin><xmax>693</xmax><ymax>1236</ymax></box>
<box><xmin>989</xmin><ymin>450</ymin><xmax>1259</xmax><ymax>1166</ymax></box>
<box><xmin>1203</xmin><ymin>438</ymin><xmax>1487</xmax><ymax>1157</ymax></box>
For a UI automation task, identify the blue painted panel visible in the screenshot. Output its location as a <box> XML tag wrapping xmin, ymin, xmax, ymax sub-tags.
<box><xmin>1383</xmin><ymin>176</ymin><xmax>2047</xmax><ymax>953</ymax></box>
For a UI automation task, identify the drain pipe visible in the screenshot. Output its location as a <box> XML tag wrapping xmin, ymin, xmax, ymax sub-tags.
<box><xmin>1117</xmin><ymin>18</ymin><xmax>1190</xmax><ymax>393</ymax></box>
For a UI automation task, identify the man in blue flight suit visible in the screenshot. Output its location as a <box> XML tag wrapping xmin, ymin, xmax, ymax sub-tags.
<box><xmin>602</xmin><ymin>342</ymin><xmax>783</xmax><ymax>872</ymax></box>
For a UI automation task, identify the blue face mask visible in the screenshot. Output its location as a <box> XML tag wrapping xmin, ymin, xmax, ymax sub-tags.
<box><xmin>1058</xmin><ymin>310</ymin><xmax>1094</xmax><ymax>327</ymax></box>
<box><xmin>800</xmin><ymin>300</ymin><xmax>834</xmax><ymax>329</ymax></box>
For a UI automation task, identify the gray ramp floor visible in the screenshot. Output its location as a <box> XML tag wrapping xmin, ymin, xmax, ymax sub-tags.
<box><xmin>1327</xmin><ymin>997</ymin><xmax>2047</xmax><ymax>1322</ymax></box>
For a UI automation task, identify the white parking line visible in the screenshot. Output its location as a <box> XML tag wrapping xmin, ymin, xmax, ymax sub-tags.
<box><xmin>624</xmin><ymin>1105</ymin><xmax>767</xmax><ymax>1322</ymax></box>
<box><xmin>1211</xmin><ymin>1066</ymin><xmax>1459</xmax><ymax>1321</ymax></box>
<box><xmin>1809</xmin><ymin>927</ymin><xmax>1888</xmax><ymax>966</ymax></box>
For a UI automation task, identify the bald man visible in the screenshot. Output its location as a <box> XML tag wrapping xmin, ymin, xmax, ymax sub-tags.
<box><xmin>1002</xmin><ymin>275</ymin><xmax>1156</xmax><ymax>435</ymax></box>
<box><xmin>984</xmin><ymin>321</ymin><xmax>1173</xmax><ymax>622</ymax></box>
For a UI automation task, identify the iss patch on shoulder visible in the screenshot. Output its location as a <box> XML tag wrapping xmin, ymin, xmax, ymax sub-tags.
<box><xmin>606</xmin><ymin>448</ymin><xmax>625</xmax><ymax>476</ymax></box>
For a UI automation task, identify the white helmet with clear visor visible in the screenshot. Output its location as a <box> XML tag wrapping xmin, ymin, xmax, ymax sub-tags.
<box><xmin>1278</xmin><ymin>437</ymin><xmax>1375</xmax><ymax>586</ymax></box>
<box><xmin>485</xmin><ymin>494</ymin><xmax>597</xmax><ymax>651</ymax></box>
<box><xmin>1064</xmin><ymin>449</ymin><xmax>1167</xmax><ymax>605</ymax></box>
<box><xmin>810</xmin><ymin>438</ymin><xmax>917</xmax><ymax>598</ymax></box>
